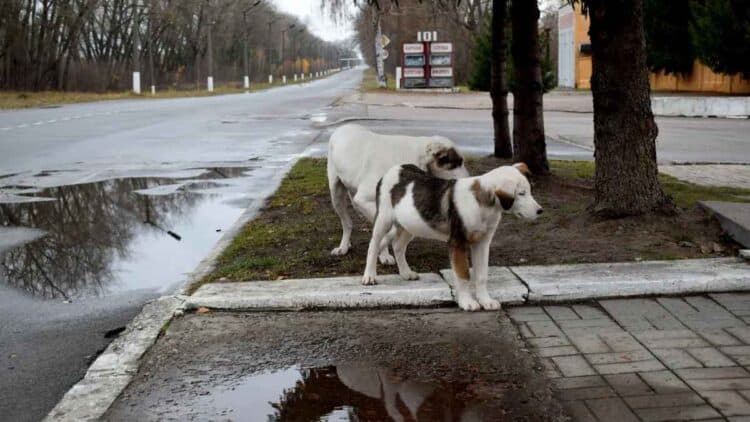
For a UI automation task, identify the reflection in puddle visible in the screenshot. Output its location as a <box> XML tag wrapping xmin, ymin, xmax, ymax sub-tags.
<box><xmin>202</xmin><ymin>366</ymin><xmax>501</xmax><ymax>421</ymax></box>
<box><xmin>0</xmin><ymin>167</ymin><xmax>253</xmax><ymax>299</ymax></box>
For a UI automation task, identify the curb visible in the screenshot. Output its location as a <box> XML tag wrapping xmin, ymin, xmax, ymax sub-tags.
<box><xmin>43</xmin><ymin>257</ymin><xmax>749</xmax><ymax>420</ymax></box>
<box><xmin>42</xmin><ymin>152</ymin><xmax>303</xmax><ymax>422</ymax></box>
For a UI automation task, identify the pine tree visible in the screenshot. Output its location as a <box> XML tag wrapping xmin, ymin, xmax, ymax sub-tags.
<box><xmin>690</xmin><ymin>0</ymin><xmax>750</xmax><ymax>78</ymax></box>
<box><xmin>468</xmin><ymin>18</ymin><xmax>492</xmax><ymax>91</ymax></box>
<box><xmin>644</xmin><ymin>0</ymin><xmax>696</xmax><ymax>75</ymax></box>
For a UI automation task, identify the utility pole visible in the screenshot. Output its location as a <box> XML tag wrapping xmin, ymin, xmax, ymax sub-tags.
<box><xmin>266</xmin><ymin>15</ymin><xmax>280</xmax><ymax>78</ymax></box>
<box><xmin>281</xmin><ymin>24</ymin><xmax>294</xmax><ymax>78</ymax></box>
<box><xmin>207</xmin><ymin>21</ymin><xmax>214</xmax><ymax>92</ymax></box>
<box><xmin>147</xmin><ymin>0</ymin><xmax>156</xmax><ymax>95</ymax></box>
<box><xmin>132</xmin><ymin>0</ymin><xmax>142</xmax><ymax>94</ymax></box>
<box><xmin>242</xmin><ymin>1</ymin><xmax>262</xmax><ymax>89</ymax></box>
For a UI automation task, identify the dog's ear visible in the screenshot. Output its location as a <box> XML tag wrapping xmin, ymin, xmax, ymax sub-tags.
<box><xmin>495</xmin><ymin>189</ymin><xmax>515</xmax><ymax>210</ymax></box>
<box><xmin>471</xmin><ymin>180</ymin><xmax>495</xmax><ymax>207</ymax></box>
<box><xmin>513</xmin><ymin>162</ymin><xmax>531</xmax><ymax>176</ymax></box>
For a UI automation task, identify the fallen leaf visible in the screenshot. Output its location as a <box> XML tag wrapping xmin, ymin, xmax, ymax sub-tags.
<box><xmin>196</xmin><ymin>307</ymin><xmax>210</xmax><ymax>315</ymax></box>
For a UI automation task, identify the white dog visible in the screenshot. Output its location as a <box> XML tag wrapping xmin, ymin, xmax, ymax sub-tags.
<box><xmin>327</xmin><ymin>123</ymin><xmax>469</xmax><ymax>264</ymax></box>
<box><xmin>362</xmin><ymin>162</ymin><xmax>542</xmax><ymax>311</ymax></box>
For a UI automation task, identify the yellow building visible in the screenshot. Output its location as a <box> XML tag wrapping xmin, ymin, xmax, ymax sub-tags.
<box><xmin>557</xmin><ymin>3</ymin><xmax>750</xmax><ymax>94</ymax></box>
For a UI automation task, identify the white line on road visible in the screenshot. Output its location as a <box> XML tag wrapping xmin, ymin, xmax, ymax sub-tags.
<box><xmin>17</xmin><ymin>124</ymin><xmax>28</xmax><ymax>128</ymax></box>
<box><xmin>32</xmin><ymin>121</ymin><xmax>43</xmax><ymax>126</ymax></box>
<box><xmin>47</xmin><ymin>120</ymin><xmax>57</xmax><ymax>123</ymax></box>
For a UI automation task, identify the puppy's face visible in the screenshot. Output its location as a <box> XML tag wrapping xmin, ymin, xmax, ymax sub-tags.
<box><xmin>427</xmin><ymin>146</ymin><xmax>470</xmax><ymax>179</ymax></box>
<box><xmin>492</xmin><ymin>163</ymin><xmax>543</xmax><ymax>220</ymax></box>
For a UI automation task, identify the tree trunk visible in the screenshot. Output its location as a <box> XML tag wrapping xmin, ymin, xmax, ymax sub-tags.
<box><xmin>490</xmin><ymin>0</ymin><xmax>512</xmax><ymax>158</ymax></box>
<box><xmin>585</xmin><ymin>0</ymin><xmax>675</xmax><ymax>216</ymax></box>
<box><xmin>511</xmin><ymin>0</ymin><xmax>549</xmax><ymax>174</ymax></box>
<box><xmin>374</xmin><ymin>12</ymin><xmax>386</xmax><ymax>88</ymax></box>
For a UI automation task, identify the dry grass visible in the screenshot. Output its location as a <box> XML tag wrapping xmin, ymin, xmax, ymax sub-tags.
<box><xmin>0</xmin><ymin>79</ymin><xmax>314</xmax><ymax>109</ymax></box>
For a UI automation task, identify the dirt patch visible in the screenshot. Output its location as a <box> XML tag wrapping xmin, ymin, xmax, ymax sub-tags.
<box><xmin>200</xmin><ymin>157</ymin><xmax>746</xmax><ymax>285</ymax></box>
<box><xmin>105</xmin><ymin>310</ymin><xmax>566</xmax><ymax>421</ymax></box>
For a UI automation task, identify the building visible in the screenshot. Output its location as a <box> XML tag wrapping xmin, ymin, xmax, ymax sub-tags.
<box><xmin>557</xmin><ymin>3</ymin><xmax>750</xmax><ymax>94</ymax></box>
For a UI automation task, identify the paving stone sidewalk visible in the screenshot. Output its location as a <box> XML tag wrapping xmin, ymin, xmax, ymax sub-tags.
<box><xmin>509</xmin><ymin>293</ymin><xmax>750</xmax><ymax>421</ymax></box>
<box><xmin>660</xmin><ymin>165</ymin><xmax>750</xmax><ymax>190</ymax></box>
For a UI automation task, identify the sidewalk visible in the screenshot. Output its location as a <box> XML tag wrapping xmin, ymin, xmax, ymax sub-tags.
<box><xmin>511</xmin><ymin>294</ymin><xmax>750</xmax><ymax>421</ymax></box>
<box><xmin>45</xmin><ymin>257</ymin><xmax>750</xmax><ymax>421</ymax></box>
<box><xmin>347</xmin><ymin>91</ymin><xmax>750</xmax><ymax>118</ymax></box>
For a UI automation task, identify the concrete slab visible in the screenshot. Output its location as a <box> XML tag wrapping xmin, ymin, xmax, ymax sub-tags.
<box><xmin>440</xmin><ymin>267</ymin><xmax>528</xmax><ymax>304</ymax></box>
<box><xmin>700</xmin><ymin>201</ymin><xmax>750</xmax><ymax>248</ymax></box>
<box><xmin>186</xmin><ymin>273</ymin><xmax>453</xmax><ymax>310</ymax></box>
<box><xmin>511</xmin><ymin>258</ymin><xmax>750</xmax><ymax>302</ymax></box>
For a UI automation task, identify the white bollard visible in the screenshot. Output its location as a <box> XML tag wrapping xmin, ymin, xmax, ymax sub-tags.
<box><xmin>244</xmin><ymin>76</ymin><xmax>250</xmax><ymax>89</ymax></box>
<box><xmin>309</xmin><ymin>73</ymin><xmax>312</xmax><ymax>79</ymax></box>
<box><xmin>283</xmin><ymin>75</ymin><xmax>287</xmax><ymax>84</ymax></box>
<box><xmin>294</xmin><ymin>74</ymin><xmax>298</xmax><ymax>81</ymax></box>
<box><xmin>151</xmin><ymin>85</ymin><xmax>156</xmax><ymax>95</ymax></box>
<box><xmin>207</xmin><ymin>76</ymin><xmax>214</xmax><ymax>92</ymax></box>
<box><xmin>396</xmin><ymin>67</ymin><xmax>402</xmax><ymax>90</ymax></box>
<box><xmin>301</xmin><ymin>73</ymin><xmax>304</xmax><ymax>80</ymax></box>
<box><xmin>268</xmin><ymin>75</ymin><xmax>273</xmax><ymax>84</ymax></box>
<box><xmin>132</xmin><ymin>72</ymin><xmax>141</xmax><ymax>94</ymax></box>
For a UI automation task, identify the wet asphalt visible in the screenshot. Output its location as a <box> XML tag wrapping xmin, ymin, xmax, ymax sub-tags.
<box><xmin>105</xmin><ymin>310</ymin><xmax>567</xmax><ymax>421</ymax></box>
<box><xmin>0</xmin><ymin>69</ymin><xmax>365</xmax><ymax>422</ymax></box>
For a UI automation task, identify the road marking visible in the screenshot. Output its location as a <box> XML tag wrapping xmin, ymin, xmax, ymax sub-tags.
<box><xmin>32</xmin><ymin>121</ymin><xmax>43</xmax><ymax>126</ymax></box>
<box><xmin>61</xmin><ymin>117</ymin><xmax>70</xmax><ymax>121</ymax></box>
<box><xmin>17</xmin><ymin>124</ymin><xmax>28</xmax><ymax>128</ymax></box>
<box><xmin>0</xmin><ymin>127</ymin><xmax>10</xmax><ymax>131</ymax></box>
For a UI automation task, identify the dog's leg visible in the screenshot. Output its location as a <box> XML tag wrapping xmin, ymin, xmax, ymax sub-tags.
<box><xmin>450</xmin><ymin>245</ymin><xmax>480</xmax><ymax>311</ymax></box>
<box><xmin>392</xmin><ymin>228</ymin><xmax>418</xmax><ymax>280</ymax></box>
<box><xmin>362</xmin><ymin>212</ymin><xmax>393</xmax><ymax>285</ymax></box>
<box><xmin>352</xmin><ymin>190</ymin><xmax>396</xmax><ymax>265</ymax></box>
<box><xmin>328</xmin><ymin>167</ymin><xmax>352</xmax><ymax>256</ymax></box>
<box><xmin>471</xmin><ymin>237</ymin><xmax>500</xmax><ymax>310</ymax></box>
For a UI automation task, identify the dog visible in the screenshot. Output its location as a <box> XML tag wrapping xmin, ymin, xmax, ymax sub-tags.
<box><xmin>327</xmin><ymin>123</ymin><xmax>469</xmax><ymax>264</ymax></box>
<box><xmin>362</xmin><ymin>162</ymin><xmax>542</xmax><ymax>311</ymax></box>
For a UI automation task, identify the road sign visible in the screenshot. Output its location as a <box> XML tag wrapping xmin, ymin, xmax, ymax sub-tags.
<box><xmin>431</xmin><ymin>67</ymin><xmax>453</xmax><ymax>77</ymax></box>
<box><xmin>382</xmin><ymin>49</ymin><xmax>389</xmax><ymax>60</ymax></box>
<box><xmin>380</xmin><ymin>34</ymin><xmax>391</xmax><ymax>48</ymax></box>
<box><xmin>403</xmin><ymin>43</ymin><xmax>424</xmax><ymax>53</ymax></box>
<box><xmin>431</xmin><ymin>42</ymin><xmax>453</xmax><ymax>53</ymax></box>
<box><xmin>404</xmin><ymin>68</ymin><xmax>424</xmax><ymax>78</ymax></box>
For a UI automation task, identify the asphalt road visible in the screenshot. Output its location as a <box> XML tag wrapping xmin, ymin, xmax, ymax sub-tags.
<box><xmin>364</xmin><ymin>104</ymin><xmax>750</xmax><ymax>164</ymax></box>
<box><xmin>0</xmin><ymin>68</ymin><xmax>364</xmax><ymax>422</ymax></box>
<box><xmin>2</xmin><ymin>67</ymin><xmax>749</xmax><ymax>421</ymax></box>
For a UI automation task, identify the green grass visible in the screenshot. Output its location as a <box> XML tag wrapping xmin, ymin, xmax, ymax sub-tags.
<box><xmin>192</xmin><ymin>158</ymin><xmax>749</xmax><ymax>292</ymax></box>
<box><xmin>550</xmin><ymin>160</ymin><xmax>750</xmax><ymax>208</ymax></box>
<box><xmin>361</xmin><ymin>68</ymin><xmax>397</xmax><ymax>92</ymax></box>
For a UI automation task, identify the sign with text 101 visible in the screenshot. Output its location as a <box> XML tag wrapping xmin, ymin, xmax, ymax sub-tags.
<box><xmin>401</xmin><ymin>32</ymin><xmax>453</xmax><ymax>89</ymax></box>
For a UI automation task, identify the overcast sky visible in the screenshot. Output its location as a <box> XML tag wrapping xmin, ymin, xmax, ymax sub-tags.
<box><xmin>271</xmin><ymin>0</ymin><xmax>560</xmax><ymax>43</ymax></box>
<box><xmin>270</xmin><ymin>0</ymin><xmax>355</xmax><ymax>42</ymax></box>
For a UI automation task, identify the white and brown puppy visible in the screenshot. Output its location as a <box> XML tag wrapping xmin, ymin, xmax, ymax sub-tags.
<box><xmin>327</xmin><ymin>123</ymin><xmax>469</xmax><ymax>264</ymax></box>
<box><xmin>362</xmin><ymin>162</ymin><xmax>542</xmax><ymax>311</ymax></box>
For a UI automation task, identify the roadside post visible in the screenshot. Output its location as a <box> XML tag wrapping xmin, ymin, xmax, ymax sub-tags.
<box><xmin>268</xmin><ymin>75</ymin><xmax>273</xmax><ymax>84</ymax></box>
<box><xmin>396</xmin><ymin>67</ymin><xmax>402</xmax><ymax>90</ymax></box>
<box><xmin>283</xmin><ymin>75</ymin><xmax>287</xmax><ymax>84</ymax></box>
<box><xmin>132</xmin><ymin>72</ymin><xmax>141</xmax><ymax>94</ymax></box>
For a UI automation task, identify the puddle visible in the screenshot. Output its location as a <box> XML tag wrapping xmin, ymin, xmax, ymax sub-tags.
<box><xmin>195</xmin><ymin>365</ymin><xmax>503</xmax><ymax>421</ymax></box>
<box><xmin>0</xmin><ymin>167</ymin><xmax>256</xmax><ymax>299</ymax></box>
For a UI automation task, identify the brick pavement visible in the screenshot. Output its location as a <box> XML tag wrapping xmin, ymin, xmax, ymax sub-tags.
<box><xmin>508</xmin><ymin>293</ymin><xmax>750</xmax><ymax>421</ymax></box>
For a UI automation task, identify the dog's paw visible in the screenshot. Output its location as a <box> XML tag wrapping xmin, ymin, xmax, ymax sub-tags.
<box><xmin>478</xmin><ymin>298</ymin><xmax>502</xmax><ymax>311</ymax></box>
<box><xmin>400</xmin><ymin>270</ymin><xmax>419</xmax><ymax>281</ymax></box>
<box><xmin>457</xmin><ymin>296</ymin><xmax>481</xmax><ymax>312</ymax></box>
<box><xmin>361</xmin><ymin>274</ymin><xmax>378</xmax><ymax>285</ymax></box>
<box><xmin>330</xmin><ymin>245</ymin><xmax>350</xmax><ymax>256</ymax></box>
<box><xmin>378</xmin><ymin>253</ymin><xmax>396</xmax><ymax>266</ymax></box>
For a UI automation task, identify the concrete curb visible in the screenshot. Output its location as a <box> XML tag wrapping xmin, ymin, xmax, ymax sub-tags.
<box><xmin>43</xmin><ymin>296</ymin><xmax>185</xmax><ymax>422</ymax></box>
<box><xmin>186</xmin><ymin>273</ymin><xmax>452</xmax><ymax>310</ymax></box>
<box><xmin>44</xmin><ymin>255</ymin><xmax>749</xmax><ymax>421</ymax></box>
<box><xmin>187</xmin><ymin>258</ymin><xmax>749</xmax><ymax>310</ymax></box>
<box><xmin>43</xmin><ymin>154</ymin><xmax>303</xmax><ymax>421</ymax></box>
